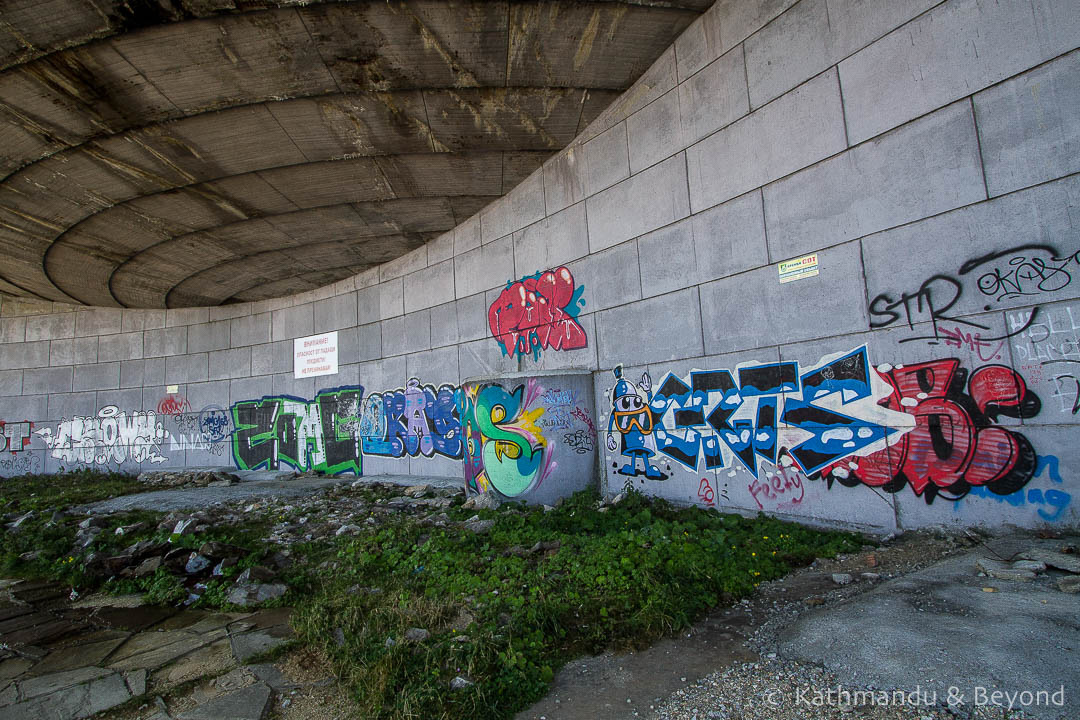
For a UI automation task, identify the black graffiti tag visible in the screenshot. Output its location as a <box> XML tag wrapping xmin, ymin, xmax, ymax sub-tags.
<box><xmin>959</xmin><ymin>244</ymin><xmax>1078</xmax><ymax>305</ymax></box>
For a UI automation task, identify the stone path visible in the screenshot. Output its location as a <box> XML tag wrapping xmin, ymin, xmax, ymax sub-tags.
<box><xmin>0</xmin><ymin>579</ymin><xmax>301</xmax><ymax>720</ymax></box>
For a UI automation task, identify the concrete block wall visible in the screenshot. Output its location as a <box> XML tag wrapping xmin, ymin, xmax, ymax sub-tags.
<box><xmin>2</xmin><ymin>0</ymin><xmax>1078</xmax><ymax>533</ymax></box>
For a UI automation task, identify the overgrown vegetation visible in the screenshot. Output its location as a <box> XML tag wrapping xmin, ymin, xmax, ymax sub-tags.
<box><xmin>0</xmin><ymin>472</ymin><xmax>864</xmax><ymax>719</ymax></box>
<box><xmin>294</xmin><ymin>489</ymin><xmax>862</xmax><ymax>719</ymax></box>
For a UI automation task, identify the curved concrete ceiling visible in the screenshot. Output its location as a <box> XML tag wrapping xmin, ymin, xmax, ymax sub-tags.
<box><xmin>0</xmin><ymin>0</ymin><xmax>710</xmax><ymax>308</ymax></box>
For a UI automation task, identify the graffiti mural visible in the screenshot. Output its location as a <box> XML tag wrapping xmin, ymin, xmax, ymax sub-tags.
<box><xmin>358</xmin><ymin>378</ymin><xmax>462</xmax><ymax>459</ymax></box>
<box><xmin>232</xmin><ymin>386</ymin><xmax>365</xmax><ymax>474</ymax></box>
<box><xmin>605</xmin><ymin>348</ymin><xmax>912</xmax><ymax>485</ymax></box>
<box><xmin>1</xmin><ymin>421</ymin><xmax>33</xmax><ymax>453</ymax></box>
<box><xmin>35</xmin><ymin>407</ymin><xmax>170</xmax><ymax>466</ymax></box>
<box><xmin>171</xmin><ymin>406</ymin><xmax>232</xmax><ymax>456</ymax></box>
<box><xmin>488</xmin><ymin>266</ymin><xmax>587</xmax><ymax>359</ymax></box>
<box><xmin>459</xmin><ymin>380</ymin><xmax>554</xmax><ymax>498</ymax></box>
<box><xmin>232</xmin><ymin>380</ymin><xmax>461</xmax><ymax>475</ymax></box>
<box><xmin>605</xmin><ymin>367</ymin><xmax>665</xmax><ymax>479</ymax></box>
<box><xmin>606</xmin><ymin>347</ymin><xmax>1055</xmax><ymax>509</ymax></box>
<box><xmin>820</xmin><ymin>360</ymin><xmax>1041</xmax><ymax>503</ymax></box>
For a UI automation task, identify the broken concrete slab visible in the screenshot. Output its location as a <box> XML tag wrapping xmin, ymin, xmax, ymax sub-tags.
<box><xmin>1018</xmin><ymin>547</ymin><xmax>1080</xmax><ymax>574</ymax></box>
<box><xmin>975</xmin><ymin>557</ymin><xmax>1037</xmax><ymax>582</ymax></box>
<box><xmin>229</xmin><ymin>625</ymin><xmax>294</xmax><ymax>664</ymax></box>
<box><xmin>779</xmin><ymin>545</ymin><xmax>1080</xmax><ymax>720</ymax></box>
<box><xmin>176</xmin><ymin>682</ymin><xmax>272</xmax><ymax>720</ymax></box>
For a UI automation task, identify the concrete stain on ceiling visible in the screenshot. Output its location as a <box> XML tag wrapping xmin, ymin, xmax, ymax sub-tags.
<box><xmin>0</xmin><ymin>0</ymin><xmax>709</xmax><ymax>307</ymax></box>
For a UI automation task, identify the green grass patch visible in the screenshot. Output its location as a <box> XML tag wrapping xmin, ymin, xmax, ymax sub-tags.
<box><xmin>293</xmin><ymin>489</ymin><xmax>863</xmax><ymax>720</ymax></box>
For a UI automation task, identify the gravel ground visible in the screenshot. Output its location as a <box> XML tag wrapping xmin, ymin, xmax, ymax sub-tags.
<box><xmin>646</xmin><ymin>657</ymin><xmax>1036</xmax><ymax>720</ymax></box>
<box><xmin>645</xmin><ymin>531</ymin><xmax>1049</xmax><ymax>720</ymax></box>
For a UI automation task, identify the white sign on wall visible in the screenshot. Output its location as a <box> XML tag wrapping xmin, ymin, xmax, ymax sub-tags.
<box><xmin>294</xmin><ymin>331</ymin><xmax>338</xmax><ymax>379</ymax></box>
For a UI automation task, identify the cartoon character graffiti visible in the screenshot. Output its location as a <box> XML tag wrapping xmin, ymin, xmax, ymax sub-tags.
<box><xmin>606</xmin><ymin>367</ymin><xmax>664</xmax><ymax>479</ymax></box>
<box><xmin>459</xmin><ymin>381</ymin><xmax>554</xmax><ymax>498</ymax></box>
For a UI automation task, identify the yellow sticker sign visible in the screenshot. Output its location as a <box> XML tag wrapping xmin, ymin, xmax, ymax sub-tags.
<box><xmin>778</xmin><ymin>253</ymin><xmax>819</xmax><ymax>283</ymax></box>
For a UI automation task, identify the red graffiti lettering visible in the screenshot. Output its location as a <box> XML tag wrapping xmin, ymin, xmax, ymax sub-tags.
<box><xmin>822</xmin><ymin>360</ymin><xmax>1038</xmax><ymax>503</ymax></box>
<box><xmin>157</xmin><ymin>395</ymin><xmax>190</xmax><ymax>417</ymax></box>
<box><xmin>488</xmin><ymin>267</ymin><xmax>587</xmax><ymax>358</ymax></box>
<box><xmin>749</xmin><ymin>461</ymin><xmax>805</xmax><ymax>510</ymax></box>
<box><xmin>698</xmin><ymin>477</ymin><xmax>715</xmax><ymax>507</ymax></box>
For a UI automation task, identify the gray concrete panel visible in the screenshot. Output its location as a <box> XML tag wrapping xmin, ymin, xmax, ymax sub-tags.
<box><xmin>0</xmin><ymin>370</ymin><xmax>22</xmax><ymax>397</ymax></box>
<box><xmin>49</xmin><ymin>337</ymin><xmax>92</xmax><ymax>366</ymax></box>
<box><xmin>566</xmin><ymin>240</ymin><xmax>642</xmax><ymax>314</ymax></box>
<box><xmin>861</xmin><ymin>175</ymin><xmax>1080</xmax><ymax>328</ymax></box>
<box><xmin>209</xmin><ymin>303</ymin><xmax>252</xmax><ymax>322</ymax></box>
<box><xmin>543</xmin><ymin>148</ymin><xmax>585</xmax><ymax>216</ymax></box>
<box><xmin>0</xmin><ymin>317</ymin><xmax>25</xmax><ymax>344</ymax></box>
<box><xmin>98</xmin><ymin>331</ymin><xmax>145</xmax><ymax>363</ymax></box>
<box><xmin>356</xmin><ymin>357</ymin><xmax>406</xmax><ymax>397</ymax></box>
<box><xmin>72</xmin><ymin>362</ymin><xmax>119</xmax><ymax>390</ymax></box>
<box><xmin>379</xmin><ymin>247</ymin><xmax>427</xmax><ymax>282</ymax></box>
<box><xmin>121</xmin><ymin>309</ymin><xmax>165</xmax><ymax>333</ymax></box>
<box><xmin>405</xmin><ymin>346</ymin><xmax>459</xmax><ymax>388</ymax></box>
<box><xmin>119</xmin><ymin>360</ymin><xmax>144</xmax><ymax>389</ymax></box>
<box><xmin>975</xmin><ymin>49</ymin><xmax>1080</xmax><ymax>197</ymax></box>
<box><xmin>25</xmin><ymin>313</ymin><xmax>74</xmax><ymax>342</ymax></box>
<box><xmin>517</xmin><ymin>313</ymin><xmax>598</xmax><ymax>372</ymax></box>
<box><xmin>512</xmin><ymin>202</ymin><xmax>589</xmax><ymax>278</ymax></box>
<box><xmin>636</xmin><ymin>218</ymin><xmax>695</xmax><ymax>299</ymax></box>
<box><xmin>583</xmin><ymin>122</ymin><xmax>631</xmax><ymax>196</ymax></box>
<box><xmin>745</xmin><ymin>0</ymin><xmax>938</xmax><ymax>109</ymax></box>
<box><xmin>22</xmin><ymin>366</ymin><xmax>72</xmax><ymax>395</ymax></box>
<box><xmin>356</xmin><ymin>285</ymin><xmax>380</xmax><ymax>325</ymax></box>
<box><xmin>378</xmin><ymin>278</ymin><xmax>404</xmax><ymax>319</ymax></box>
<box><xmin>763</xmin><ymin>100</ymin><xmax>986</xmax><ymax>262</ymax></box>
<box><xmin>75</xmin><ymin>308</ymin><xmax>122</xmax><ymax>337</ymax></box>
<box><xmin>165</xmin><ymin>307</ymin><xmax>209</xmax><ymax>328</ymax></box>
<box><xmin>596</xmin><ymin>287</ymin><xmax>704</xmax><ymax>368</ymax></box>
<box><xmin>626</xmin><ymin>88</ymin><xmax>683</xmax><ymax>175</ymax></box>
<box><xmin>427</xmin><ymin>232</ymin><xmax>454</xmax><ymax>265</ymax></box>
<box><xmin>674</xmin><ymin>4</ymin><xmax>724</xmax><ymax>81</ymax></box>
<box><xmin>230</xmin><ymin>313</ymin><xmax>272</xmax><ymax>349</ymax></box>
<box><xmin>454</xmin><ymin>235</ymin><xmax>515</xmax><ymax>298</ymax></box>
<box><xmin>429</xmin><ymin>301</ymin><xmax>459</xmax><ymax>349</ymax></box>
<box><xmin>403</xmin><ymin>260</ymin><xmax>454</xmax><ymax>314</ymax></box>
<box><xmin>480</xmin><ymin>171</ymin><xmax>545</xmax><ymax>243</ymax></box>
<box><xmin>458</xmin><ymin>338</ymin><xmax>518</xmax><ymax>381</ymax></box>
<box><xmin>314</xmin><ymin>291</ymin><xmax>359</xmax><ymax>332</ymax></box>
<box><xmin>402</xmin><ymin>310</ymin><xmax>431</xmax><ymax>355</ymax></box>
<box><xmin>691</xmin><ymin>188</ymin><xmax>770</xmax><ymax>283</ymax></box>
<box><xmin>3</xmin><ymin>394</ymin><xmax>45</xmax><ymax>422</ymax></box>
<box><xmin>47</xmin><ymin>392</ymin><xmax>95</xmax><ymax>421</ymax></box>
<box><xmin>165</xmin><ymin>353</ymin><xmax>209</xmax><ymax>385</ymax></box>
<box><xmin>380</xmin><ymin>316</ymin><xmax>406</xmax><ymax>357</ymax></box>
<box><xmin>0</xmin><ymin>340</ymin><xmax>50</xmax><ymax>369</ymax></box>
<box><xmin>454</xmin><ymin>214</ymin><xmax>482</xmax><ymax>255</ymax></box>
<box><xmin>143</xmin><ymin>327</ymin><xmax>187</xmax><ymax>358</ymax></box>
<box><xmin>686</xmin><ymin>68</ymin><xmax>845</xmax><ymax>213</ymax></box>
<box><xmin>209</xmin><ymin>348</ymin><xmax>252</xmax><ymax>381</ymax></box>
<box><xmin>230</xmin><ymin>376</ymin><xmax>271</xmax><ymax>405</ymax></box>
<box><xmin>700</xmin><ymin>241</ymin><xmax>867</xmax><ymax>355</ymax></box>
<box><xmin>273</xmin><ymin>373</ymin><xmax>314</xmax><ymax>400</ymax></box>
<box><xmin>187</xmin><ymin>320</ymin><xmax>230</xmax><ymax>353</ymax></box>
<box><xmin>356</xmin><ymin>322</ymin><xmax>382</xmax><ymax>362</ymax></box>
<box><xmin>678</xmin><ymin>45</ymin><xmax>748</xmax><ymax>145</ymax></box>
<box><xmin>456</xmin><ymin>293</ymin><xmax>489</xmax><ymax>344</ymax></box>
<box><xmin>839</xmin><ymin>0</ymin><xmax>1080</xmax><ymax>145</ymax></box>
<box><xmin>337</xmin><ymin>327</ymin><xmax>359</xmax><ymax>365</ymax></box>
<box><xmin>271</xmin><ymin>304</ymin><xmax>313</xmax><ymax>342</ymax></box>
<box><xmin>586</xmin><ymin>153</ymin><xmax>690</xmax><ymax>254</ymax></box>
<box><xmin>143</xmin><ymin>357</ymin><xmax>165</xmax><ymax>386</ymax></box>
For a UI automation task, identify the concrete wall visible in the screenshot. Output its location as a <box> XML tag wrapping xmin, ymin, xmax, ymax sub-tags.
<box><xmin>2</xmin><ymin>0</ymin><xmax>1079</xmax><ymax>533</ymax></box>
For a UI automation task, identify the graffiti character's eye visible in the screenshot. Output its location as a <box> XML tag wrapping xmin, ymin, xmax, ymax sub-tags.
<box><xmin>491</xmin><ymin>405</ymin><xmax>506</xmax><ymax>423</ymax></box>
